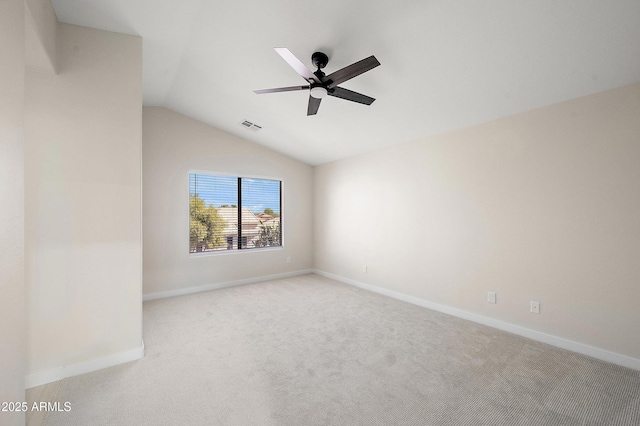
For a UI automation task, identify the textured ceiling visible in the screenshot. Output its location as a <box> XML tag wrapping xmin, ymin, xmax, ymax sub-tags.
<box><xmin>51</xmin><ymin>0</ymin><xmax>640</xmax><ymax>165</ymax></box>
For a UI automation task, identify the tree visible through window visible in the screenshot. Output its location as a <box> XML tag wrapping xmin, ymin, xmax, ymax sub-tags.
<box><xmin>189</xmin><ymin>173</ymin><xmax>282</xmax><ymax>253</ymax></box>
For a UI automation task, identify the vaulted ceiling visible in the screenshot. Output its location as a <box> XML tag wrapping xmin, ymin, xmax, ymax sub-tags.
<box><xmin>51</xmin><ymin>0</ymin><xmax>640</xmax><ymax>165</ymax></box>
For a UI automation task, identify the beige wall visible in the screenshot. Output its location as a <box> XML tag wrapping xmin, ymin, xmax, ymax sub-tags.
<box><xmin>24</xmin><ymin>0</ymin><xmax>58</xmax><ymax>73</ymax></box>
<box><xmin>143</xmin><ymin>107</ymin><xmax>313</xmax><ymax>296</ymax></box>
<box><xmin>314</xmin><ymin>82</ymin><xmax>640</xmax><ymax>362</ymax></box>
<box><xmin>0</xmin><ymin>0</ymin><xmax>26</xmax><ymax>424</ymax></box>
<box><xmin>25</xmin><ymin>23</ymin><xmax>143</xmax><ymax>382</ymax></box>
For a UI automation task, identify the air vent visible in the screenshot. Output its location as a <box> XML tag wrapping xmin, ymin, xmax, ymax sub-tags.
<box><xmin>239</xmin><ymin>120</ymin><xmax>262</xmax><ymax>131</ymax></box>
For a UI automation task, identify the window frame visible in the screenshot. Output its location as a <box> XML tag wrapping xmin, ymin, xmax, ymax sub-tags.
<box><xmin>188</xmin><ymin>170</ymin><xmax>284</xmax><ymax>256</ymax></box>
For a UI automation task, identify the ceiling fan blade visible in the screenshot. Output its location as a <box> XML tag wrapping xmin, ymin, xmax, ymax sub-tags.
<box><xmin>328</xmin><ymin>87</ymin><xmax>375</xmax><ymax>105</ymax></box>
<box><xmin>324</xmin><ymin>55</ymin><xmax>380</xmax><ymax>88</ymax></box>
<box><xmin>307</xmin><ymin>96</ymin><xmax>321</xmax><ymax>116</ymax></box>
<box><xmin>275</xmin><ymin>48</ymin><xmax>320</xmax><ymax>83</ymax></box>
<box><xmin>254</xmin><ymin>85</ymin><xmax>309</xmax><ymax>94</ymax></box>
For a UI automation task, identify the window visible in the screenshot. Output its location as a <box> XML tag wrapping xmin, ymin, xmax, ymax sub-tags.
<box><xmin>189</xmin><ymin>173</ymin><xmax>282</xmax><ymax>253</ymax></box>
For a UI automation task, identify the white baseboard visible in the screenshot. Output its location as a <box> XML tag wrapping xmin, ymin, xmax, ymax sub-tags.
<box><xmin>314</xmin><ymin>270</ymin><xmax>640</xmax><ymax>372</ymax></box>
<box><xmin>25</xmin><ymin>342</ymin><xmax>145</xmax><ymax>389</ymax></box>
<box><xmin>143</xmin><ymin>269</ymin><xmax>314</xmax><ymax>302</ymax></box>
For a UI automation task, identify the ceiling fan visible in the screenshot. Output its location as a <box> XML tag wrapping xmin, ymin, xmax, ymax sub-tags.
<box><xmin>254</xmin><ymin>48</ymin><xmax>380</xmax><ymax>116</ymax></box>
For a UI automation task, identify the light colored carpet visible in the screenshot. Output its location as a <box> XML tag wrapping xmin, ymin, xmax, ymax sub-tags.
<box><xmin>43</xmin><ymin>274</ymin><xmax>639</xmax><ymax>425</ymax></box>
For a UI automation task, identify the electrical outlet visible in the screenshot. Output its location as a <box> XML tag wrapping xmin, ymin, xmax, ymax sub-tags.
<box><xmin>487</xmin><ymin>291</ymin><xmax>496</xmax><ymax>304</ymax></box>
<box><xmin>530</xmin><ymin>301</ymin><xmax>540</xmax><ymax>314</ymax></box>
<box><xmin>363</xmin><ymin>265</ymin><xmax>367</xmax><ymax>273</ymax></box>
<box><xmin>286</xmin><ymin>256</ymin><xmax>291</xmax><ymax>264</ymax></box>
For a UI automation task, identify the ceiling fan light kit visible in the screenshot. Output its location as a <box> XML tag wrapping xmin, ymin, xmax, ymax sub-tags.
<box><xmin>254</xmin><ymin>48</ymin><xmax>380</xmax><ymax>116</ymax></box>
<box><xmin>309</xmin><ymin>86</ymin><xmax>328</xmax><ymax>99</ymax></box>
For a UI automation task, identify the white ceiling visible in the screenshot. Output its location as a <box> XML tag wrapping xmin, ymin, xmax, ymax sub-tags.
<box><xmin>51</xmin><ymin>0</ymin><xmax>640</xmax><ymax>165</ymax></box>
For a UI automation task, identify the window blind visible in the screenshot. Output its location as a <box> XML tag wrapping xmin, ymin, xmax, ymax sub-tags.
<box><xmin>189</xmin><ymin>172</ymin><xmax>281</xmax><ymax>253</ymax></box>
